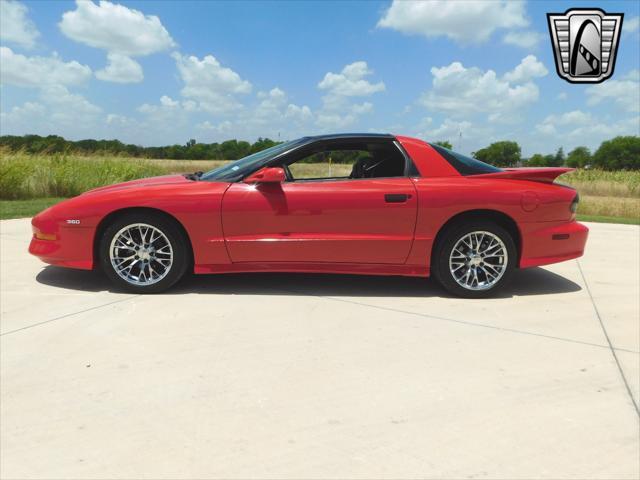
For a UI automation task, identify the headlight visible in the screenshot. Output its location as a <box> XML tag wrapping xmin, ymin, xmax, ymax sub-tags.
<box><xmin>32</xmin><ymin>226</ymin><xmax>57</xmax><ymax>241</ymax></box>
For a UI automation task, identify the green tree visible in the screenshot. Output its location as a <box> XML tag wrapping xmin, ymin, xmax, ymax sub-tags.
<box><xmin>526</xmin><ymin>154</ymin><xmax>557</xmax><ymax>167</ymax></box>
<box><xmin>550</xmin><ymin>147</ymin><xmax>565</xmax><ymax>167</ymax></box>
<box><xmin>566</xmin><ymin>146</ymin><xmax>591</xmax><ymax>168</ymax></box>
<box><xmin>473</xmin><ymin>141</ymin><xmax>521</xmax><ymax>167</ymax></box>
<box><xmin>250</xmin><ymin>137</ymin><xmax>279</xmax><ymax>154</ymax></box>
<box><xmin>592</xmin><ymin>136</ymin><xmax>640</xmax><ymax>170</ymax></box>
<box><xmin>433</xmin><ymin>140</ymin><xmax>453</xmax><ymax>149</ymax></box>
<box><xmin>527</xmin><ymin>154</ymin><xmax>547</xmax><ymax>167</ymax></box>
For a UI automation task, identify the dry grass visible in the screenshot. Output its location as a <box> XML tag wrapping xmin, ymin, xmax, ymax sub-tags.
<box><xmin>562</xmin><ymin>169</ymin><xmax>640</xmax><ymax>197</ymax></box>
<box><xmin>561</xmin><ymin>170</ymin><xmax>639</xmax><ymax>222</ymax></box>
<box><xmin>578</xmin><ymin>195</ymin><xmax>640</xmax><ymax>219</ymax></box>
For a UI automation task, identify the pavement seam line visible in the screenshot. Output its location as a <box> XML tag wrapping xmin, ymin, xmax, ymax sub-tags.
<box><xmin>0</xmin><ymin>295</ymin><xmax>140</xmax><ymax>337</ymax></box>
<box><xmin>279</xmin><ymin>289</ymin><xmax>639</xmax><ymax>354</ymax></box>
<box><xmin>576</xmin><ymin>259</ymin><xmax>640</xmax><ymax>418</ymax></box>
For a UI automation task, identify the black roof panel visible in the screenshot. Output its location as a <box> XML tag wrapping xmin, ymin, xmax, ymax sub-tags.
<box><xmin>307</xmin><ymin>133</ymin><xmax>394</xmax><ymax>141</ymax></box>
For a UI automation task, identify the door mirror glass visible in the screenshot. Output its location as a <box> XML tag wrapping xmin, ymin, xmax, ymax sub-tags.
<box><xmin>244</xmin><ymin>166</ymin><xmax>286</xmax><ymax>184</ymax></box>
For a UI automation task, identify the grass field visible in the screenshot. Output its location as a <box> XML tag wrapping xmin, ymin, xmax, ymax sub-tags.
<box><xmin>1</xmin><ymin>151</ymin><xmax>638</xmax><ymax>224</ymax></box>
<box><xmin>0</xmin><ymin>197</ymin><xmax>67</xmax><ymax>220</ymax></box>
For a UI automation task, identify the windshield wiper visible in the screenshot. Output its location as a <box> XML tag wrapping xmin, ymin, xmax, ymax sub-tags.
<box><xmin>183</xmin><ymin>171</ymin><xmax>203</xmax><ymax>181</ymax></box>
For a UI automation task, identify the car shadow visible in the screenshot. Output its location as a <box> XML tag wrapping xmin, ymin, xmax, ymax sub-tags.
<box><xmin>35</xmin><ymin>265</ymin><xmax>582</xmax><ymax>298</ymax></box>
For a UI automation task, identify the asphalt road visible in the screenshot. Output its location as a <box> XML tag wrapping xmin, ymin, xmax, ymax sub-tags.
<box><xmin>1</xmin><ymin>218</ymin><xmax>639</xmax><ymax>479</ymax></box>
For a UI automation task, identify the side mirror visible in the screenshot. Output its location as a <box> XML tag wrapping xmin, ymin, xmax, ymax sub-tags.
<box><xmin>244</xmin><ymin>167</ymin><xmax>286</xmax><ymax>184</ymax></box>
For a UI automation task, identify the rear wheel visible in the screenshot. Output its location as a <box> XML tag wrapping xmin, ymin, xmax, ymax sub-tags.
<box><xmin>432</xmin><ymin>221</ymin><xmax>516</xmax><ymax>298</ymax></box>
<box><xmin>99</xmin><ymin>213</ymin><xmax>188</xmax><ymax>293</ymax></box>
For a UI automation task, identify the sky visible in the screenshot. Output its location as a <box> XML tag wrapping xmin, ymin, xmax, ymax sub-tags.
<box><xmin>0</xmin><ymin>0</ymin><xmax>639</xmax><ymax>156</ymax></box>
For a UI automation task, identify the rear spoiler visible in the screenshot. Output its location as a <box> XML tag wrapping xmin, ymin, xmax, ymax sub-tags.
<box><xmin>472</xmin><ymin>167</ymin><xmax>574</xmax><ymax>184</ymax></box>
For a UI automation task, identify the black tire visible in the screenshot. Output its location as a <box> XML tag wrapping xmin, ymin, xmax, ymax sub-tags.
<box><xmin>432</xmin><ymin>220</ymin><xmax>516</xmax><ymax>298</ymax></box>
<box><xmin>99</xmin><ymin>212</ymin><xmax>189</xmax><ymax>293</ymax></box>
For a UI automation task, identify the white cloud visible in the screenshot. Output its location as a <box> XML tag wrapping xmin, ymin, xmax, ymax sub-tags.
<box><xmin>378</xmin><ymin>0</ymin><xmax>528</xmax><ymax>44</ymax></box>
<box><xmin>106</xmin><ymin>113</ymin><xmax>134</xmax><ymax>126</ymax></box>
<box><xmin>160</xmin><ymin>95</ymin><xmax>179</xmax><ymax>108</ymax></box>
<box><xmin>0</xmin><ymin>46</ymin><xmax>92</xmax><ymax>87</ymax></box>
<box><xmin>42</xmin><ymin>84</ymin><xmax>101</xmax><ymax>116</ymax></box>
<box><xmin>585</xmin><ymin>70</ymin><xmax>640</xmax><ymax>113</ymax></box>
<box><xmin>420</xmin><ymin>59</ymin><xmax>541</xmax><ymax>119</ymax></box>
<box><xmin>316</xmin><ymin>61</ymin><xmax>384</xmax><ymax>129</ymax></box>
<box><xmin>255</xmin><ymin>87</ymin><xmax>287</xmax><ymax>116</ymax></box>
<box><xmin>172</xmin><ymin>52</ymin><xmax>252</xmax><ymax>114</ymax></box>
<box><xmin>316</xmin><ymin>102</ymin><xmax>374</xmax><ymax>129</ymax></box>
<box><xmin>95</xmin><ymin>53</ymin><xmax>143</xmax><ymax>83</ymax></box>
<box><xmin>252</xmin><ymin>87</ymin><xmax>313</xmax><ymax>124</ymax></box>
<box><xmin>405</xmin><ymin>117</ymin><xmax>493</xmax><ymax>154</ymax></box>
<box><xmin>285</xmin><ymin>103</ymin><xmax>313</xmax><ymax>122</ymax></box>
<box><xmin>563</xmin><ymin>116</ymin><xmax>640</xmax><ymax>140</ymax></box>
<box><xmin>623</xmin><ymin>16</ymin><xmax>639</xmax><ymax>34</ymax></box>
<box><xmin>134</xmin><ymin>95</ymin><xmax>192</xmax><ymax>140</ymax></box>
<box><xmin>59</xmin><ymin>0</ymin><xmax>174</xmax><ymax>83</ymax></box>
<box><xmin>59</xmin><ymin>0</ymin><xmax>175</xmax><ymax>55</ymax></box>
<box><xmin>0</xmin><ymin>0</ymin><xmax>39</xmax><ymax>48</ymax></box>
<box><xmin>318</xmin><ymin>61</ymin><xmax>385</xmax><ymax>97</ymax></box>
<box><xmin>196</xmin><ymin>120</ymin><xmax>234</xmax><ymax>135</ymax></box>
<box><xmin>536</xmin><ymin>110</ymin><xmax>593</xmax><ymax>135</ymax></box>
<box><xmin>503</xmin><ymin>30</ymin><xmax>544</xmax><ymax>49</ymax></box>
<box><xmin>0</xmin><ymin>101</ymin><xmax>46</xmax><ymax>125</ymax></box>
<box><xmin>1</xmin><ymin>86</ymin><xmax>101</xmax><ymax>138</ymax></box>
<box><xmin>557</xmin><ymin>92</ymin><xmax>568</xmax><ymax>101</ymax></box>
<box><xmin>534</xmin><ymin>110</ymin><xmax>640</xmax><ymax>148</ymax></box>
<box><xmin>186</xmin><ymin>85</ymin><xmax>314</xmax><ymax>142</ymax></box>
<box><xmin>425</xmin><ymin>118</ymin><xmax>472</xmax><ymax>140</ymax></box>
<box><xmin>316</xmin><ymin>112</ymin><xmax>353</xmax><ymax>129</ymax></box>
<box><xmin>503</xmin><ymin>55</ymin><xmax>548</xmax><ymax>83</ymax></box>
<box><xmin>137</xmin><ymin>95</ymin><xmax>182</xmax><ymax>114</ymax></box>
<box><xmin>350</xmin><ymin>102</ymin><xmax>373</xmax><ymax>115</ymax></box>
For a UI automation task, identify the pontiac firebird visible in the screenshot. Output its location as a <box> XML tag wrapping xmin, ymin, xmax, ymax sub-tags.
<box><xmin>29</xmin><ymin>134</ymin><xmax>588</xmax><ymax>298</ymax></box>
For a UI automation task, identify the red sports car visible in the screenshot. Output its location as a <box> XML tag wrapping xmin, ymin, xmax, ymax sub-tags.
<box><xmin>29</xmin><ymin>134</ymin><xmax>588</xmax><ymax>298</ymax></box>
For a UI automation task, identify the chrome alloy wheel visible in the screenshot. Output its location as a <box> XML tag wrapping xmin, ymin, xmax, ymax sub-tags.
<box><xmin>109</xmin><ymin>223</ymin><xmax>173</xmax><ymax>286</ymax></box>
<box><xmin>448</xmin><ymin>230</ymin><xmax>508</xmax><ymax>291</ymax></box>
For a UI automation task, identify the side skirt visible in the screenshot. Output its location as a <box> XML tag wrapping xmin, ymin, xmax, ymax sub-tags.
<box><xmin>194</xmin><ymin>262</ymin><xmax>429</xmax><ymax>277</ymax></box>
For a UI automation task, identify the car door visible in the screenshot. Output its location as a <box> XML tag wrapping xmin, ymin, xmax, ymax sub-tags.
<box><xmin>221</xmin><ymin>140</ymin><xmax>418</xmax><ymax>264</ymax></box>
<box><xmin>221</xmin><ymin>178</ymin><xmax>417</xmax><ymax>264</ymax></box>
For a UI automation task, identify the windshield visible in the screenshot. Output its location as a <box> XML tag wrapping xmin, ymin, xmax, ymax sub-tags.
<box><xmin>201</xmin><ymin>138</ymin><xmax>307</xmax><ymax>181</ymax></box>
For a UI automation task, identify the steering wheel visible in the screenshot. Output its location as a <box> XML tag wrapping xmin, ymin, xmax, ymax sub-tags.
<box><xmin>363</xmin><ymin>158</ymin><xmax>385</xmax><ymax>175</ymax></box>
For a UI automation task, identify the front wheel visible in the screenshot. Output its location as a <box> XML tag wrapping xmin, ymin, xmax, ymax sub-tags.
<box><xmin>99</xmin><ymin>213</ymin><xmax>189</xmax><ymax>293</ymax></box>
<box><xmin>432</xmin><ymin>221</ymin><xmax>516</xmax><ymax>298</ymax></box>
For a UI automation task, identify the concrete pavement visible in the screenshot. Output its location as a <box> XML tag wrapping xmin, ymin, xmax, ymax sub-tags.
<box><xmin>1</xmin><ymin>218</ymin><xmax>639</xmax><ymax>479</ymax></box>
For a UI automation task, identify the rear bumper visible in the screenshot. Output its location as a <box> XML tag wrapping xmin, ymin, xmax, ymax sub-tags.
<box><xmin>519</xmin><ymin>220</ymin><xmax>589</xmax><ymax>268</ymax></box>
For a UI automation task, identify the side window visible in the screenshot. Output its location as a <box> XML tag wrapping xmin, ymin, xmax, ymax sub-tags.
<box><xmin>286</xmin><ymin>142</ymin><xmax>407</xmax><ymax>181</ymax></box>
<box><xmin>288</xmin><ymin>150</ymin><xmax>367</xmax><ymax>180</ymax></box>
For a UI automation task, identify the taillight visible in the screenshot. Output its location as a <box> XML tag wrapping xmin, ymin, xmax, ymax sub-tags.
<box><xmin>570</xmin><ymin>193</ymin><xmax>579</xmax><ymax>213</ymax></box>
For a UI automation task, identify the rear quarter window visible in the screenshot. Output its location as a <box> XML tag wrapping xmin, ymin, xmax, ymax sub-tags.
<box><xmin>430</xmin><ymin>143</ymin><xmax>502</xmax><ymax>176</ymax></box>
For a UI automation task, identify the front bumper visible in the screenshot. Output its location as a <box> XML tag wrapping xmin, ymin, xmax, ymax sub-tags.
<box><xmin>519</xmin><ymin>220</ymin><xmax>589</xmax><ymax>268</ymax></box>
<box><xmin>29</xmin><ymin>221</ymin><xmax>94</xmax><ymax>270</ymax></box>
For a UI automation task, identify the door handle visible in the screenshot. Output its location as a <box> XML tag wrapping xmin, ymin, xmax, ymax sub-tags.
<box><xmin>385</xmin><ymin>193</ymin><xmax>410</xmax><ymax>203</ymax></box>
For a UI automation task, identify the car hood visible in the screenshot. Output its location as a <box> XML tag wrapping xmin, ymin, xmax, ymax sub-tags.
<box><xmin>83</xmin><ymin>174</ymin><xmax>191</xmax><ymax>195</ymax></box>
